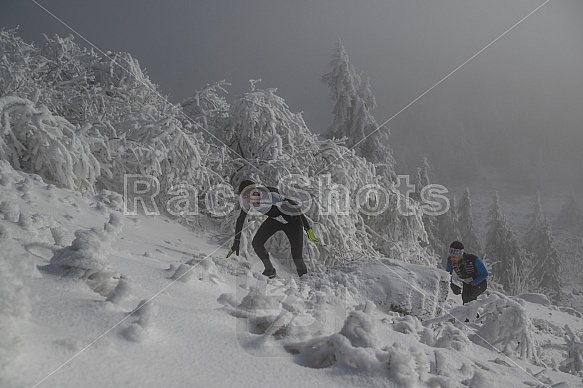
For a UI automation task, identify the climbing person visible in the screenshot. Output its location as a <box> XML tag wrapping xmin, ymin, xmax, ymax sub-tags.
<box><xmin>226</xmin><ymin>180</ymin><xmax>320</xmax><ymax>278</ymax></box>
<box><xmin>445</xmin><ymin>241</ymin><xmax>488</xmax><ymax>304</ymax></box>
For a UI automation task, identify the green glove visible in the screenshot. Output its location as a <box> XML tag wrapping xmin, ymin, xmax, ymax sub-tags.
<box><xmin>226</xmin><ymin>241</ymin><xmax>240</xmax><ymax>258</ymax></box>
<box><xmin>306</xmin><ymin>228</ymin><xmax>320</xmax><ymax>243</ymax></box>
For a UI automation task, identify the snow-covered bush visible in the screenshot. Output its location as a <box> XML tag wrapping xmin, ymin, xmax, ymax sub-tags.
<box><xmin>36</xmin><ymin>34</ymin><xmax>102</xmax><ymax>124</ymax></box>
<box><xmin>0</xmin><ymin>29</ymin><xmax>45</xmax><ymax>98</ymax></box>
<box><xmin>180</xmin><ymin>80</ymin><xmax>230</xmax><ymax>131</ymax></box>
<box><xmin>1</xmin><ymin>30</ymin><xmax>229</xmax><ymax>211</ymax></box>
<box><xmin>473</xmin><ymin>292</ymin><xmax>540</xmax><ymax>363</ymax></box>
<box><xmin>432</xmin><ymin>324</ymin><xmax>473</xmax><ymax>352</ymax></box>
<box><xmin>0</xmin><ymin>96</ymin><xmax>100</xmax><ymax>191</ymax></box>
<box><xmin>216</xmin><ymin>86</ymin><xmax>430</xmax><ymax>268</ymax></box>
<box><xmin>423</xmin><ymin>292</ymin><xmax>539</xmax><ymax>363</ymax></box>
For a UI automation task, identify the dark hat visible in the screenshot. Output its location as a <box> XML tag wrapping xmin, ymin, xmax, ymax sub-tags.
<box><xmin>450</xmin><ymin>241</ymin><xmax>464</xmax><ymax>250</ymax></box>
<box><xmin>237</xmin><ymin>180</ymin><xmax>255</xmax><ymax>194</ymax></box>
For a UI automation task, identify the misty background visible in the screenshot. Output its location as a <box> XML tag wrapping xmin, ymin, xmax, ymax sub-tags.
<box><xmin>3</xmin><ymin>0</ymin><xmax>583</xmax><ymax>192</ymax></box>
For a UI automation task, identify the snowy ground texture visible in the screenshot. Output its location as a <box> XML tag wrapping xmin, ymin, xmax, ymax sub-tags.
<box><xmin>1</xmin><ymin>161</ymin><xmax>583</xmax><ymax>388</ymax></box>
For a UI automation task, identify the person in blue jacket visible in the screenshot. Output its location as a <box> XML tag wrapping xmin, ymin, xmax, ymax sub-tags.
<box><xmin>226</xmin><ymin>180</ymin><xmax>319</xmax><ymax>279</ymax></box>
<box><xmin>445</xmin><ymin>241</ymin><xmax>488</xmax><ymax>304</ymax></box>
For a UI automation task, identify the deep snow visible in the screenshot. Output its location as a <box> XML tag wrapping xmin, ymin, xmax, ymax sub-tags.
<box><xmin>1</xmin><ymin>161</ymin><xmax>582</xmax><ymax>388</ymax></box>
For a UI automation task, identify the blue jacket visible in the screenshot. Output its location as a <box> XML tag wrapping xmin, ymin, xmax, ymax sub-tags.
<box><xmin>446</xmin><ymin>253</ymin><xmax>488</xmax><ymax>286</ymax></box>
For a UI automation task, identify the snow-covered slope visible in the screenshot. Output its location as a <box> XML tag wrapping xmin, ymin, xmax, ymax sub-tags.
<box><xmin>1</xmin><ymin>160</ymin><xmax>582</xmax><ymax>388</ymax></box>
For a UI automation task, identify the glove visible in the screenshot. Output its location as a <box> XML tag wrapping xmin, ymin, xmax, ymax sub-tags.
<box><xmin>226</xmin><ymin>240</ymin><xmax>240</xmax><ymax>258</ymax></box>
<box><xmin>450</xmin><ymin>282</ymin><xmax>462</xmax><ymax>295</ymax></box>
<box><xmin>305</xmin><ymin>228</ymin><xmax>320</xmax><ymax>243</ymax></box>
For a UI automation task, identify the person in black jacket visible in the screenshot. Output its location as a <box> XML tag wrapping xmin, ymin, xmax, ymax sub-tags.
<box><xmin>445</xmin><ymin>241</ymin><xmax>488</xmax><ymax>304</ymax></box>
<box><xmin>226</xmin><ymin>180</ymin><xmax>319</xmax><ymax>278</ymax></box>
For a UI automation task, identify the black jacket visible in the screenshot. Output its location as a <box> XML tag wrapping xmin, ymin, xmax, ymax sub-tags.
<box><xmin>234</xmin><ymin>186</ymin><xmax>310</xmax><ymax>242</ymax></box>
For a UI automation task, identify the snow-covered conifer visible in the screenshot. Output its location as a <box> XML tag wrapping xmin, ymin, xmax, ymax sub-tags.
<box><xmin>322</xmin><ymin>39</ymin><xmax>395</xmax><ymax>178</ymax></box>
<box><xmin>529</xmin><ymin>216</ymin><xmax>562</xmax><ymax>302</ymax></box>
<box><xmin>412</xmin><ymin>158</ymin><xmax>441</xmax><ymax>258</ymax></box>
<box><xmin>457</xmin><ymin>187</ymin><xmax>482</xmax><ymax>255</ymax></box>
<box><xmin>523</xmin><ymin>193</ymin><xmax>562</xmax><ymax>301</ymax></box>
<box><xmin>524</xmin><ymin>192</ymin><xmax>545</xmax><ymax>250</ymax></box>
<box><xmin>557</xmin><ymin>193</ymin><xmax>581</xmax><ymax>230</ymax></box>
<box><xmin>438</xmin><ymin>194</ymin><xmax>461</xmax><ymax>250</ymax></box>
<box><xmin>485</xmin><ymin>192</ymin><xmax>527</xmax><ymax>294</ymax></box>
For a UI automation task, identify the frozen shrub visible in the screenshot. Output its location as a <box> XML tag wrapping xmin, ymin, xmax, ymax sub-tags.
<box><xmin>0</xmin><ymin>96</ymin><xmax>100</xmax><ymax>192</ymax></box>
<box><xmin>473</xmin><ymin>292</ymin><xmax>540</xmax><ymax>363</ymax></box>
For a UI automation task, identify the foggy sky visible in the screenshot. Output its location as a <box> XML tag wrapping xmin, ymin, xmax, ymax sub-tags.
<box><xmin>2</xmin><ymin>1</ymin><xmax>583</xmax><ymax>187</ymax></box>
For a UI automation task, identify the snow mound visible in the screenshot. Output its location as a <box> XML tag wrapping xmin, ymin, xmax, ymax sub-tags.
<box><xmin>122</xmin><ymin>299</ymin><xmax>158</xmax><ymax>343</ymax></box>
<box><xmin>218</xmin><ymin>274</ymin><xmax>347</xmax><ymax>346</ymax></box>
<box><xmin>168</xmin><ymin>253</ymin><xmax>222</xmax><ymax>284</ymax></box>
<box><xmin>516</xmin><ymin>293</ymin><xmax>551</xmax><ymax>306</ymax></box>
<box><xmin>559</xmin><ymin>325</ymin><xmax>583</xmax><ymax>376</ymax></box>
<box><xmin>49</xmin><ymin>213</ymin><xmax>124</xmax><ymax>296</ymax></box>
<box><xmin>286</xmin><ymin>310</ymin><xmax>386</xmax><ymax>371</ymax></box>
<box><xmin>325</xmin><ymin>258</ymin><xmax>449</xmax><ymax>320</ymax></box>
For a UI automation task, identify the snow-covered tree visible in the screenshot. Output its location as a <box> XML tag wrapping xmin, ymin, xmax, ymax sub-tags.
<box><xmin>562</xmin><ymin>241</ymin><xmax>583</xmax><ymax>285</ymax></box>
<box><xmin>0</xmin><ymin>30</ymin><xmax>230</xmax><ymax>220</ymax></box>
<box><xmin>485</xmin><ymin>192</ymin><xmax>528</xmax><ymax>294</ymax></box>
<box><xmin>217</xmin><ymin>86</ymin><xmax>430</xmax><ymax>268</ymax></box>
<box><xmin>557</xmin><ymin>193</ymin><xmax>582</xmax><ymax>230</ymax></box>
<box><xmin>523</xmin><ymin>193</ymin><xmax>562</xmax><ymax>301</ymax></box>
<box><xmin>438</xmin><ymin>194</ymin><xmax>461</xmax><ymax>250</ymax></box>
<box><xmin>524</xmin><ymin>192</ymin><xmax>545</xmax><ymax>250</ymax></box>
<box><xmin>322</xmin><ymin>39</ymin><xmax>395</xmax><ymax>179</ymax></box>
<box><xmin>457</xmin><ymin>187</ymin><xmax>482</xmax><ymax>255</ymax></box>
<box><xmin>411</xmin><ymin>158</ymin><xmax>441</xmax><ymax>260</ymax></box>
<box><xmin>0</xmin><ymin>96</ymin><xmax>100</xmax><ymax>192</ymax></box>
<box><xmin>529</xmin><ymin>216</ymin><xmax>563</xmax><ymax>302</ymax></box>
<box><xmin>180</xmin><ymin>80</ymin><xmax>230</xmax><ymax>133</ymax></box>
<box><xmin>0</xmin><ymin>29</ymin><xmax>45</xmax><ymax>98</ymax></box>
<box><xmin>412</xmin><ymin>157</ymin><xmax>431</xmax><ymax>201</ymax></box>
